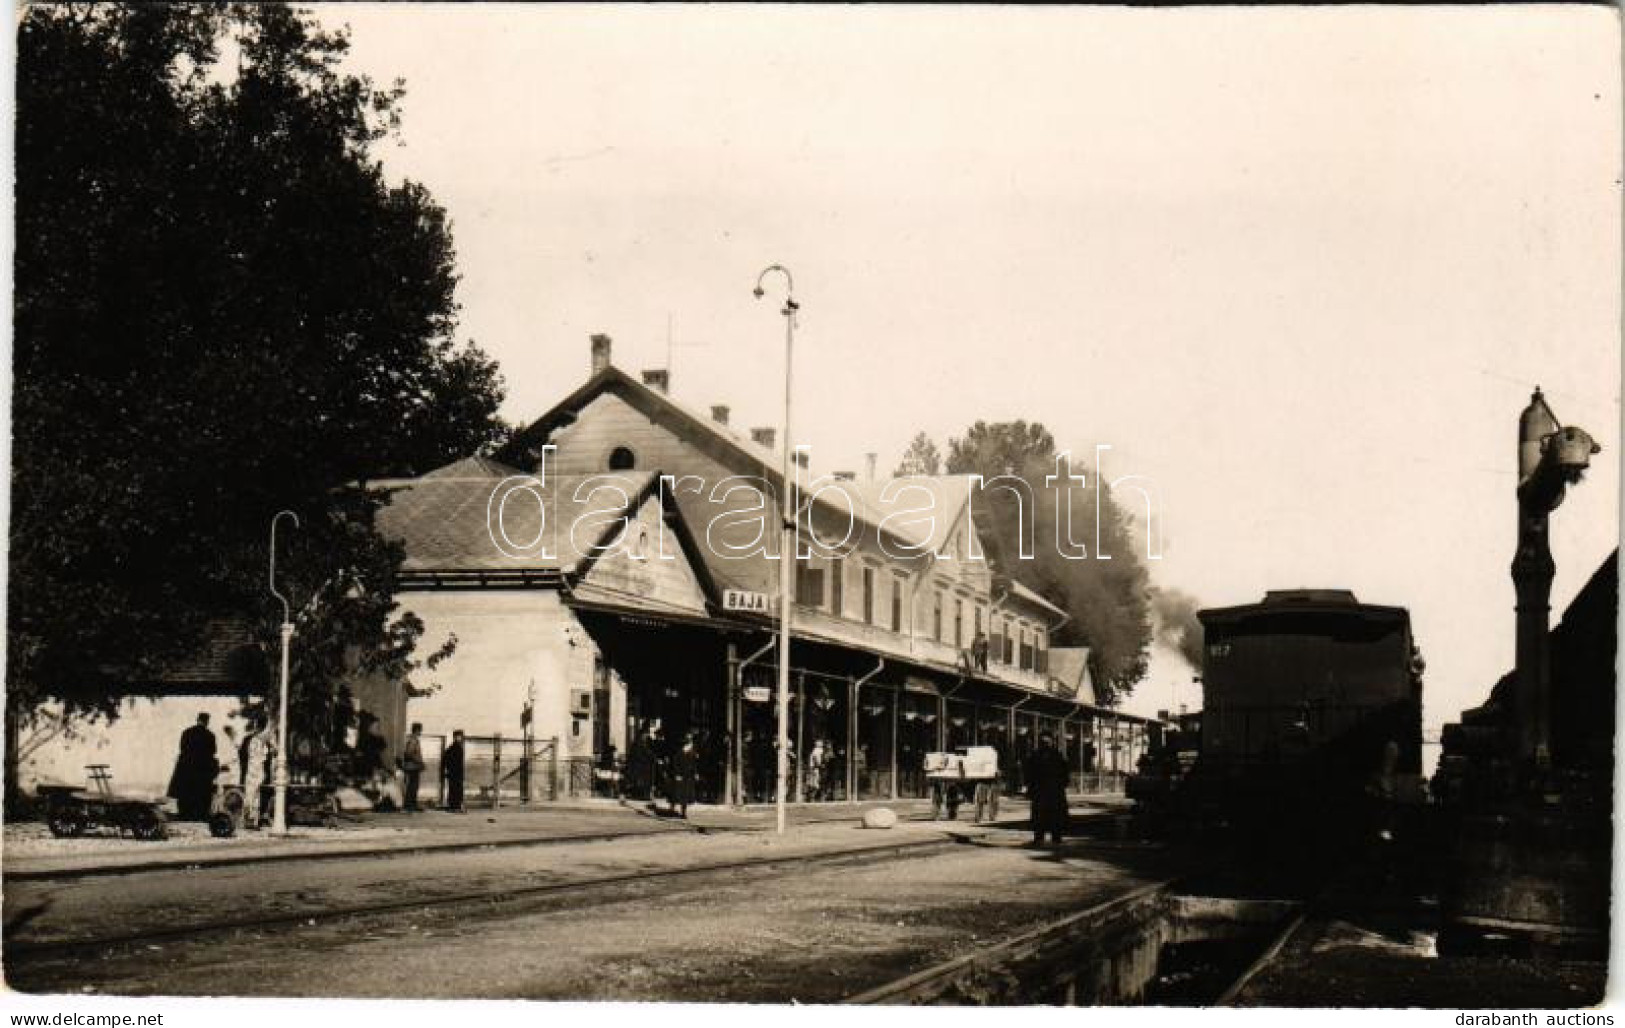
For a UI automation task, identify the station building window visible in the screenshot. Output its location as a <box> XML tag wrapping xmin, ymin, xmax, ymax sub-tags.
<box><xmin>608</xmin><ymin>446</ymin><xmax>636</xmax><ymax>471</ymax></box>
<box><xmin>795</xmin><ymin>558</ymin><xmax>825</xmax><ymax>609</ymax></box>
<box><xmin>830</xmin><ymin>557</ymin><xmax>844</xmax><ymax>616</ymax></box>
<box><xmin>890</xmin><ymin>572</ymin><xmax>905</xmax><ymax>633</ymax></box>
<box><xmin>862</xmin><ymin>566</ymin><xmax>876</xmax><ymax>624</ymax></box>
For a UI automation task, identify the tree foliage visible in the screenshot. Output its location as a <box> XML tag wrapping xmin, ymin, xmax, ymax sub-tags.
<box><xmin>11</xmin><ymin>4</ymin><xmax>505</xmax><ymax>781</ymax></box>
<box><xmin>942</xmin><ymin>420</ymin><xmax>1154</xmax><ymax>704</ymax></box>
<box><xmin>894</xmin><ymin>432</ymin><xmax>943</xmax><ymax>477</ymax></box>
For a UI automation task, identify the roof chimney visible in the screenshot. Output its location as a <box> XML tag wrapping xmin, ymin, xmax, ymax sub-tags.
<box><xmin>865</xmin><ymin>452</ymin><xmax>878</xmax><ymax>481</ymax></box>
<box><xmin>590</xmin><ymin>333</ymin><xmax>613</xmax><ymax>376</ymax></box>
<box><xmin>751</xmin><ymin>427</ymin><xmax>776</xmax><ymax>450</ymax></box>
<box><xmin>710</xmin><ymin>405</ymin><xmax>731</xmax><ymax>426</ymax></box>
<box><xmin>794</xmin><ymin>451</ymin><xmax>809</xmax><ymax>470</ymax></box>
<box><xmin>641</xmin><ymin>369</ymin><xmax>670</xmax><ymax>394</ymax></box>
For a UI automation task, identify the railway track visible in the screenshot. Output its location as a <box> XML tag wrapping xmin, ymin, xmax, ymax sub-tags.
<box><xmin>7</xmin><ymin>833</ymin><xmax>966</xmax><ymax>962</ymax></box>
<box><xmin>843</xmin><ymin>879</ymin><xmax>1306</xmax><ymax>1006</ymax></box>
<box><xmin>5</xmin><ymin>805</ymin><xmax>982</xmax><ymax>883</ymax></box>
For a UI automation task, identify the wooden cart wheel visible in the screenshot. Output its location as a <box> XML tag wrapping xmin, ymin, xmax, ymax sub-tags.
<box><xmin>208</xmin><ymin>811</ymin><xmax>237</xmax><ymax>838</ymax></box>
<box><xmin>47</xmin><ymin>805</ymin><xmax>87</xmax><ymax>838</ymax></box>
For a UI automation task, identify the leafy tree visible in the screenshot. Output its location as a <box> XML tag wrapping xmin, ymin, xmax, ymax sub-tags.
<box><xmin>894</xmin><ymin>432</ymin><xmax>943</xmax><ymax>477</ymax></box>
<box><xmin>10</xmin><ymin>4</ymin><xmax>505</xmax><ymax>798</ymax></box>
<box><xmin>946</xmin><ymin>420</ymin><xmax>1153</xmax><ymax>703</ymax></box>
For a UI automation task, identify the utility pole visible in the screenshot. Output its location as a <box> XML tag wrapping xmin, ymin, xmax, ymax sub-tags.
<box><xmin>754</xmin><ymin>265</ymin><xmax>799</xmax><ymax>836</ymax></box>
<box><xmin>268</xmin><ymin>510</ymin><xmax>300</xmax><ymax>836</ymax></box>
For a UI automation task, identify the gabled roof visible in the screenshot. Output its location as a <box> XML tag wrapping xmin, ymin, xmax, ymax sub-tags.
<box><xmin>1046</xmin><ymin>646</ymin><xmax>1095</xmax><ymax>705</ymax></box>
<box><xmin>509</xmin><ymin>367</ymin><xmax>963</xmax><ymax>559</ymax></box>
<box><xmin>420</xmin><ymin>455</ymin><xmax>524</xmax><ymax>479</ymax></box>
<box><xmin>507</xmin><ymin>363</ymin><xmax>1069</xmax><ymax>620</ymax></box>
<box><xmin>375</xmin><ymin>458</ymin><xmax>660</xmax><ymax>575</ymax></box>
<box><xmin>1008</xmin><ymin>580</ymin><xmax>1069</xmax><ymax>622</ymax></box>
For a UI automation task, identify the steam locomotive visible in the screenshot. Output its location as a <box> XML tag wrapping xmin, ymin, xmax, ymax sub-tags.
<box><xmin>1130</xmin><ymin>589</ymin><xmax>1424</xmax><ymax>839</ymax></box>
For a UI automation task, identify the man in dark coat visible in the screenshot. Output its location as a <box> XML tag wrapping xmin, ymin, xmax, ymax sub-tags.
<box><xmin>167</xmin><ymin>713</ymin><xmax>218</xmax><ymax>821</ymax></box>
<box><xmin>442</xmin><ymin>729</ymin><xmax>466</xmax><ymax>812</ymax></box>
<box><xmin>666</xmin><ymin>734</ymin><xmax>699</xmax><ymax>819</ymax></box>
<box><xmin>1023</xmin><ymin>733</ymin><xmax>1071</xmax><ymax>846</ymax></box>
<box><xmin>626</xmin><ymin>730</ymin><xmax>653</xmax><ymax>800</ymax></box>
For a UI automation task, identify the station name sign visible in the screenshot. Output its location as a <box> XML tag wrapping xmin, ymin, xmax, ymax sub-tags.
<box><xmin>722</xmin><ymin>589</ymin><xmax>772</xmax><ymax>614</ymax></box>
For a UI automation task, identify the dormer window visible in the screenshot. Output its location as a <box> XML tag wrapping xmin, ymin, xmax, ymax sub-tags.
<box><xmin>608</xmin><ymin>446</ymin><xmax>636</xmax><ymax>471</ymax></box>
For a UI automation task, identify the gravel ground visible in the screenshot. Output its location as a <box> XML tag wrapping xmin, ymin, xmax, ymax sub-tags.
<box><xmin>3</xmin><ymin>820</ymin><xmax>410</xmax><ymax>859</ymax></box>
<box><xmin>8</xmin><ymin>828</ymin><xmax>1177</xmax><ymax>1002</ymax></box>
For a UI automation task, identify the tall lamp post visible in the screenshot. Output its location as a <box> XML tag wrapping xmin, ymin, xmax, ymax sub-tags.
<box><xmin>754</xmin><ymin>265</ymin><xmax>799</xmax><ymax>836</ymax></box>
<box><xmin>269</xmin><ymin>510</ymin><xmax>300</xmax><ymax>836</ymax></box>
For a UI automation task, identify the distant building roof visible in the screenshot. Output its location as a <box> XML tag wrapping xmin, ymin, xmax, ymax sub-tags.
<box><xmin>138</xmin><ymin>618</ymin><xmax>267</xmax><ymax>694</ymax></box>
<box><xmin>1046</xmin><ymin>646</ymin><xmax>1095</xmax><ymax>705</ymax></box>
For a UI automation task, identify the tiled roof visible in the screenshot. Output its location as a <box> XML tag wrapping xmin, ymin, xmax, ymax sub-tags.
<box><xmin>420</xmin><ymin>454</ymin><xmax>524</xmax><ymax>479</ymax></box>
<box><xmin>144</xmin><ymin>618</ymin><xmax>266</xmax><ymax>690</ymax></box>
<box><xmin>375</xmin><ymin>458</ymin><xmax>659</xmax><ymax>574</ymax></box>
<box><xmin>840</xmin><ymin>475</ymin><xmax>977</xmax><ymax>553</ymax></box>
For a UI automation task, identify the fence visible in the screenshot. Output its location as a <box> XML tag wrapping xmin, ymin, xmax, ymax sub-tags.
<box><xmin>1071</xmin><ymin>771</ymin><xmax>1126</xmax><ymax>796</ymax></box>
<box><xmin>405</xmin><ymin>735</ymin><xmax>565</xmax><ymax>809</ymax></box>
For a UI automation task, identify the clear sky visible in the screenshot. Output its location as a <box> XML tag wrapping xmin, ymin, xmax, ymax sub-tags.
<box><xmin>320</xmin><ymin>4</ymin><xmax>1621</xmax><ymax>733</ymax></box>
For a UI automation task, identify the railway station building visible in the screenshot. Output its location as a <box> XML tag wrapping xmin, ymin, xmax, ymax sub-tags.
<box><xmin>370</xmin><ymin>335</ymin><xmax>1155</xmax><ymax>805</ymax></box>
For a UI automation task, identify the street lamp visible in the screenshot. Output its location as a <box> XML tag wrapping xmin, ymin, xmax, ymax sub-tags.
<box><xmin>753</xmin><ymin>264</ymin><xmax>798</xmax><ymax>836</ymax></box>
<box><xmin>268</xmin><ymin>509</ymin><xmax>300</xmax><ymax>836</ymax></box>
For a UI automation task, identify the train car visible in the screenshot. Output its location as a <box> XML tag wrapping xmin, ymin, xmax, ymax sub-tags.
<box><xmin>1135</xmin><ymin>589</ymin><xmax>1424</xmax><ymax>842</ymax></box>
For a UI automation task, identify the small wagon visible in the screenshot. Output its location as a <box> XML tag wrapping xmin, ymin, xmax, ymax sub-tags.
<box><xmin>37</xmin><ymin>765</ymin><xmax>168</xmax><ymax>841</ymax></box>
<box><xmin>925</xmin><ymin>746</ymin><xmax>1001</xmax><ymax>822</ymax></box>
<box><xmin>208</xmin><ymin>782</ymin><xmax>340</xmax><ymax>837</ymax></box>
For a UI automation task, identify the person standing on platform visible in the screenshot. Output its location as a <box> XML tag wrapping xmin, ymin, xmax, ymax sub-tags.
<box><xmin>216</xmin><ymin>723</ymin><xmax>241</xmax><ymax>794</ymax></box>
<box><xmin>667</xmin><ymin>733</ymin><xmax>699</xmax><ymax>819</ymax></box>
<box><xmin>242</xmin><ymin>718</ymin><xmax>275</xmax><ymax>830</ymax></box>
<box><xmin>627</xmin><ymin>729</ymin><xmax>653</xmax><ymax>800</ymax></box>
<box><xmin>442</xmin><ymin>729</ymin><xmax>466</xmax><ymax>812</ymax></box>
<box><xmin>807</xmin><ymin>739</ymin><xmax>830</xmax><ymax>801</ymax></box>
<box><xmin>400</xmin><ymin>722</ymin><xmax>425</xmax><ymax>813</ymax></box>
<box><xmin>166</xmin><ymin>713</ymin><xmax>218</xmax><ymax>821</ymax></box>
<box><xmin>1024</xmin><ymin>733</ymin><xmax>1071</xmax><ymax>846</ymax></box>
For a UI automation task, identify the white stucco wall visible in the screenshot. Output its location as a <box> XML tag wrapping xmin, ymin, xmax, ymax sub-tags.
<box><xmin>20</xmin><ymin>696</ymin><xmax>251</xmax><ymax>799</ymax></box>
